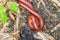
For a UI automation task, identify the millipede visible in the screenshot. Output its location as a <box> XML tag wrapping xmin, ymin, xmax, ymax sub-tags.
<box><xmin>18</xmin><ymin>0</ymin><xmax>44</xmax><ymax>31</ymax></box>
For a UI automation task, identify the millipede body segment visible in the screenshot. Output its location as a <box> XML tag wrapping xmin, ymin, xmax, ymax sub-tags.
<box><xmin>18</xmin><ymin>0</ymin><xmax>44</xmax><ymax>31</ymax></box>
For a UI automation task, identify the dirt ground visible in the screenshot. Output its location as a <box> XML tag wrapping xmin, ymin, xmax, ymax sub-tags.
<box><xmin>0</xmin><ymin>0</ymin><xmax>60</xmax><ymax>40</ymax></box>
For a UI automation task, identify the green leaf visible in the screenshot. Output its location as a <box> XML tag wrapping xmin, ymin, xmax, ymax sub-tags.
<box><xmin>0</xmin><ymin>6</ymin><xmax>7</xmax><ymax>24</ymax></box>
<box><xmin>8</xmin><ymin>2</ymin><xmax>19</xmax><ymax>12</ymax></box>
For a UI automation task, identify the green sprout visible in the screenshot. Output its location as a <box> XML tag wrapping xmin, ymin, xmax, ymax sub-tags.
<box><xmin>0</xmin><ymin>6</ymin><xmax>7</xmax><ymax>24</ymax></box>
<box><xmin>0</xmin><ymin>2</ymin><xmax>19</xmax><ymax>24</ymax></box>
<box><xmin>8</xmin><ymin>2</ymin><xmax>19</xmax><ymax>12</ymax></box>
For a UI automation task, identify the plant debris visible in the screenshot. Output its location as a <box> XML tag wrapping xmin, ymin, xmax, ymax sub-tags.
<box><xmin>0</xmin><ymin>0</ymin><xmax>60</xmax><ymax>40</ymax></box>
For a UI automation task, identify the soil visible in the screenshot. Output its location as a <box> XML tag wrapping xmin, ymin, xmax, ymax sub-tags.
<box><xmin>0</xmin><ymin>0</ymin><xmax>60</xmax><ymax>40</ymax></box>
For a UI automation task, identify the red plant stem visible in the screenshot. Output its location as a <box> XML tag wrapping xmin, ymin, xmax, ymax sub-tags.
<box><xmin>18</xmin><ymin>0</ymin><xmax>44</xmax><ymax>31</ymax></box>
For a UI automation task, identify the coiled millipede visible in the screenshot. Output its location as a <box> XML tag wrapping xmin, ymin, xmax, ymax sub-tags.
<box><xmin>18</xmin><ymin>0</ymin><xmax>44</xmax><ymax>31</ymax></box>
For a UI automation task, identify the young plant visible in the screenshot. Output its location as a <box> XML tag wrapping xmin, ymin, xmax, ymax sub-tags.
<box><xmin>0</xmin><ymin>6</ymin><xmax>7</xmax><ymax>24</ymax></box>
<box><xmin>0</xmin><ymin>2</ymin><xmax>19</xmax><ymax>24</ymax></box>
<box><xmin>8</xmin><ymin>2</ymin><xmax>19</xmax><ymax>12</ymax></box>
